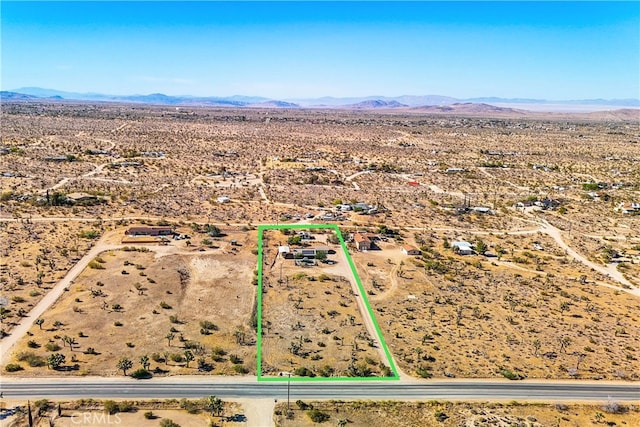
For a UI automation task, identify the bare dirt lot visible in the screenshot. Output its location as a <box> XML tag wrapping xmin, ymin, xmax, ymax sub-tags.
<box><xmin>273</xmin><ymin>400</ymin><xmax>640</xmax><ymax>427</ymax></box>
<box><xmin>3</xmin><ymin>226</ymin><xmax>258</xmax><ymax>377</ymax></box>
<box><xmin>350</xmin><ymin>228</ymin><xmax>640</xmax><ymax>381</ymax></box>
<box><xmin>260</xmin><ymin>229</ymin><xmax>391</xmax><ymax>378</ymax></box>
<box><xmin>0</xmin><ymin>220</ymin><xmax>107</xmax><ymax>335</ymax></box>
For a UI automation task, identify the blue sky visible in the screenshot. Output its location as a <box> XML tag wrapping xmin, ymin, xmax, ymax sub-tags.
<box><xmin>2</xmin><ymin>1</ymin><xmax>639</xmax><ymax>99</ymax></box>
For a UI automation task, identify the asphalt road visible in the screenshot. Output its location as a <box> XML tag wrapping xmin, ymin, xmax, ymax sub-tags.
<box><xmin>1</xmin><ymin>380</ymin><xmax>638</xmax><ymax>402</ymax></box>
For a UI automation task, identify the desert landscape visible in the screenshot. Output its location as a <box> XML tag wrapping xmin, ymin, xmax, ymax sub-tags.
<box><xmin>1</xmin><ymin>101</ymin><xmax>638</xmax><ymax>427</ymax></box>
<box><xmin>259</xmin><ymin>227</ymin><xmax>393</xmax><ymax>378</ymax></box>
<box><xmin>2</xmin><ymin>102</ymin><xmax>639</xmax><ymax>383</ymax></box>
<box><xmin>2</xmin><ymin>224</ymin><xmax>258</xmax><ymax>377</ymax></box>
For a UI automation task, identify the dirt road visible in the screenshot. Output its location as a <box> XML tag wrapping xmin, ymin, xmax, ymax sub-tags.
<box><xmin>325</xmin><ymin>244</ymin><xmax>405</xmax><ymax>378</ymax></box>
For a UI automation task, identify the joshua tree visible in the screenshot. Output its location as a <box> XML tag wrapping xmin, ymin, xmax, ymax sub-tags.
<box><xmin>61</xmin><ymin>335</ymin><xmax>73</xmax><ymax>349</ymax></box>
<box><xmin>233</xmin><ymin>326</ymin><xmax>246</xmax><ymax>345</ymax></box>
<box><xmin>456</xmin><ymin>306</ymin><xmax>464</xmax><ymax>326</ymax></box>
<box><xmin>415</xmin><ymin>347</ymin><xmax>423</xmax><ymax>361</ymax></box>
<box><xmin>140</xmin><ymin>354</ymin><xmax>150</xmax><ymax>370</ymax></box>
<box><xmin>207</xmin><ymin>395</ymin><xmax>224</xmax><ymax>417</ymax></box>
<box><xmin>575</xmin><ymin>352</ymin><xmax>587</xmax><ymax>370</ymax></box>
<box><xmin>532</xmin><ymin>339</ymin><xmax>541</xmax><ymax>357</ymax></box>
<box><xmin>34</xmin><ymin>318</ymin><xmax>44</xmax><ymax>330</ymax></box>
<box><xmin>47</xmin><ymin>353</ymin><xmax>65</xmax><ymax>370</ymax></box>
<box><xmin>116</xmin><ymin>357</ymin><xmax>133</xmax><ymax>375</ymax></box>
<box><xmin>166</xmin><ymin>332</ymin><xmax>175</xmax><ymax>347</ymax></box>
<box><xmin>421</xmin><ymin>333</ymin><xmax>432</xmax><ymax>345</ymax></box>
<box><xmin>184</xmin><ymin>350</ymin><xmax>194</xmax><ymax>368</ymax></box>
<box><xmin>289</xmin><ymin>341</ymin><xmax>302</xmax><ymax>356</ymax></box>
<box><xmin>558</xmin><ymin>336</ymin><xmax>571</xmax><ymax>353</ymax></box>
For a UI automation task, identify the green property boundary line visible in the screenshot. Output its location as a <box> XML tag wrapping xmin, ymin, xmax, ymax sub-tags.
<box><xmin>256</xmin><ymin>223</ymin><xmax>399</xmax><ymax>382</ymax></box>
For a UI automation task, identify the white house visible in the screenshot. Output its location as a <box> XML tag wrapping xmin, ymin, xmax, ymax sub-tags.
<box><xmin>452</xmin><ymin>241</ymin><xmax>474</xmax><ymax>255</ymax></box>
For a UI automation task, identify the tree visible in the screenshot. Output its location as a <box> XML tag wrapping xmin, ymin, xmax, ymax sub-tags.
<box><xmin>47</xmin><ymin>353</ymin><xmax>65</xmax><ymax>370</ymax></box>
<box><xmin>421</xmin><ymin>333</ymin><xmax>432</xmax><ymax>345</ymax></box>
<box><xmin>207</xmin><ymin>395</ymin><xmax>224</xmax><ymax>417</ymax></box>
<box><xmin>116</xmin><ymin>357</ymin><xmax>133</xmax><ymax>376</ymax></box>
<box><xmin>166</xmin><ymin>332</ymin><xmax>175</xmax><ymax>347</ymax></box>
<box><xmin>34</xmin><ymin>318</ymin><xmax>44</xmax><ymax>330</ymax></box>
<box><xmin>474</xmin><ymin>238</ymin><xmax>487</xmax><ymax>255</ymax></box>
<box><xmin>559</xmin><ymin>301</ymin><xmax>570</xmax><ymax>315</ymax></box>
<box><xmin>233</xmin><ymin>326</ymin><xmax>246</xmax><ymax>345</ymax></box>
<box><xmin>184</xmin><ymin>350</ymin><xmax>194</xmax><ymax>368</ymax></box>
<box><xmin>206</xmin><ymin>224</ymin><xmax>222</xmax><ymax>237</ymax></box>
<box><xmin>455</xmin><ymin>306</ymin><xmax>464</xmax><ymax>326</ymax></box>
<box><xmin>289</xmin><ymin>341</ymin><xmax>302</xmax><ymax>356</ymax></box>
<box><xmin>140</xmin><ymin>354</ymin><xmax>150</xmax><ymax>370</ymax></box>
<box><xmin>532</xmin><ymin>339</ymin><xmax>541</xmax><ymax>357</ymax></box>
<box><xmin>575</xmin><ymin>352</ymin><xmax>587</xmax><ymax>370</ymax></box>
<box><xmin>559</xmin><ymin>336</ymin><xmax>571</xmax><ymax>353</ymax></box>
<box><xmin>442</xmin><ymin>237</ymin><xmax>450</xmax><ymax>249</ymax></box>
<box><xmin>62</xmin><ymin>335</ymin><xmax>72</xmax><ymax>348</ymax></box>
<box><xmin>415</xmin><ymin>347</ymin><xmax>423</xmax><ymax>361</ymax></box>
<box><xmin>287</xmin><ymin>235</ymin><xmax>302</xmax><ymax>246</ymax></box>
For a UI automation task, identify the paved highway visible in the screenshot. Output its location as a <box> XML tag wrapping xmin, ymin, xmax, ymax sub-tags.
<box><xmin>1</xmin><ymin>379</ymin><xmax>638</xmax><ymax>402</ymax></box>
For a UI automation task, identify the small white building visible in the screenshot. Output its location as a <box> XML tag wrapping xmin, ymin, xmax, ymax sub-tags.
<box><xmin>402</xmin><ymin>245</ymin><xmax>421</xmax><ymax>256</ymax></box>
<box><xmin>452</xmin><ymin>241</ymin><xmax>474</xmax><ymax>255</ymax></box>
<box><xmin>446</xmin><ymin>168</ymin><xmax>466</xmax><ymax>173</ymax></box>
<box><xmin>217</xmin><ymin>196</ymin><xmax>231</xmax><ymax>203</ymax></box>
<box><xmin>472</xmin><ymin>207</ymin><xmax>491</xmax><ymax>214</ymax></box>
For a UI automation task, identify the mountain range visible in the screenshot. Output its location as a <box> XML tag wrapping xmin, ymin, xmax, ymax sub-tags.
<box><xmin>2</xmin><ymin>87</ymin><xmax>639</xmax><ymax>113</ymax></box>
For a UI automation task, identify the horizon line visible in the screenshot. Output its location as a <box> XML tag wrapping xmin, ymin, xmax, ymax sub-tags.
<box><xmin>4</xmin><ymin>87</ymin><xmax>640</xmax><ymax>103</ymax></box>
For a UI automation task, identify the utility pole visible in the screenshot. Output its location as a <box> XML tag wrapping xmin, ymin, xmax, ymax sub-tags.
<box><xmin>287</xmin><ymin>372</ymin><xmax>291</xmax><ymax>414</ymax></box>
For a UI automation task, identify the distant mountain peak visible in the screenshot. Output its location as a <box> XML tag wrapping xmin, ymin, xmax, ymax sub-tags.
<box><xmin>247</xmin><ymin>100</ymin><xmax>300</xmax><ymax>108</ymax></box>
<box><xmin>346</xmin><ymin>99</ymin><xmax>408</xmax><ymax>109</ymax></box>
